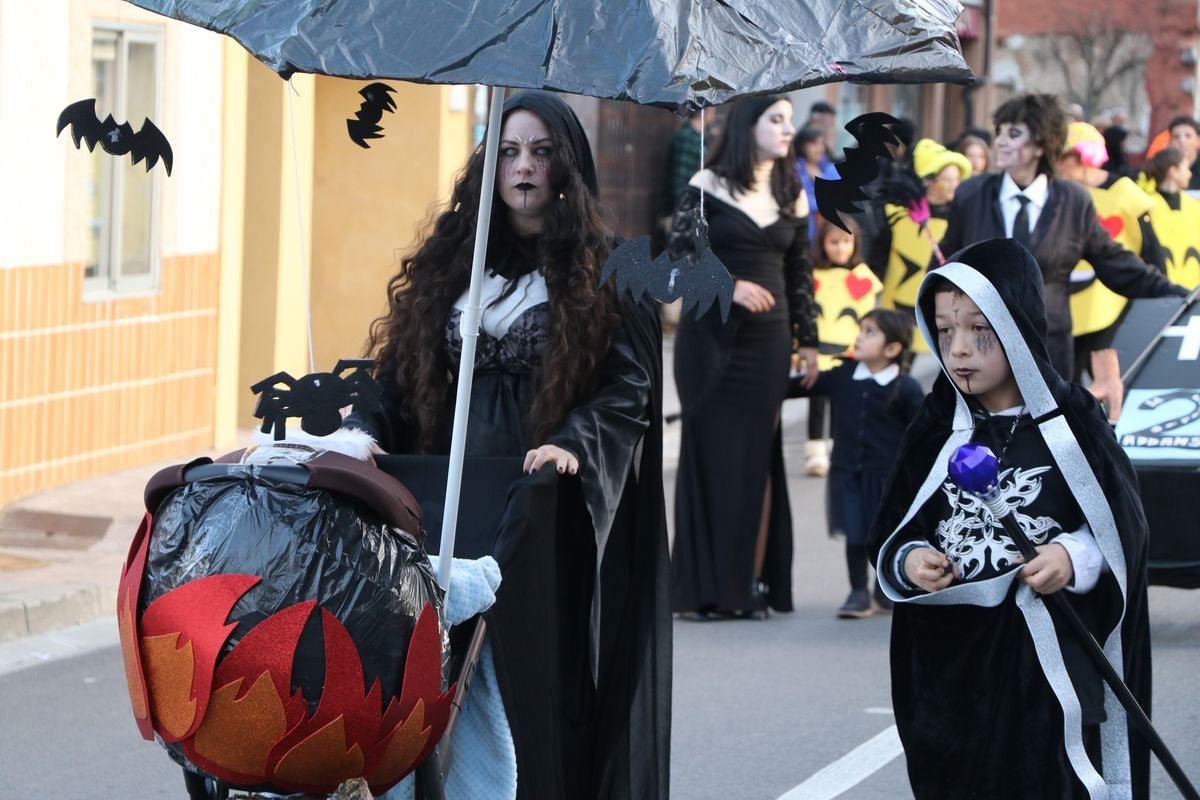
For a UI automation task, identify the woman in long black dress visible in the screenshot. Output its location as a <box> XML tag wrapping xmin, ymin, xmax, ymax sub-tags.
<box><xmin>671</xmin><ymin>95</ymin><xmax>820</xmax><ymax>618</ymax></box>
<box><xmin>350</xmin><ymin>91</ymin><xmax>669</xmax><ymax>800</ymax></box>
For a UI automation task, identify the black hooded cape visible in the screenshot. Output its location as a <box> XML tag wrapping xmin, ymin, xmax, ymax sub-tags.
<box><xmin>868</xmin><ymin>239</ymin><xmax>1152</xmax><ymax>799</ymax></box>
<box><xmin>350</xmin><ymin>90</ymin><xmax>670</xmax><ymax>799</ymax></box>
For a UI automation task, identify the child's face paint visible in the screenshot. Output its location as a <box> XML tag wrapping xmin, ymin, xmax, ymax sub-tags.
<box><xmin>822</xmin><ymin>228</ymin><xmax>855</xmax><ymax>267</ymax></box>
<box><xmin>498</xmin><ymin>110</ymin><xmax>555</xmax><ymax>232</ymax></box>
<box><xmin>933</xmin><ymin>289</ymin><xmax>1022</xmax><ymax>412</ymax></box>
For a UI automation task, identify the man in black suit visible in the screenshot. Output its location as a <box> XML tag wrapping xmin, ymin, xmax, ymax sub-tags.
<box><xmin>937</xmin><ymin>94</ymin><xmax>1187</xmax><ymax>379</ymax></box>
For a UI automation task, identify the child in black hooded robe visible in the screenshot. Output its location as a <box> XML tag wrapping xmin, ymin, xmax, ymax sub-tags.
<box><xmin>869</xmin><ymin>239</ymin><xmax>1152</xmax><ymax>799</ymax></box>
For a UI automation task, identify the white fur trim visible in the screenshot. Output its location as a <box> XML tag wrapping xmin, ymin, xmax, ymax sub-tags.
<box><xmin>250</xmin><ymin>427</ymin><xmax>381</xmax><ymax>462</ymax></box>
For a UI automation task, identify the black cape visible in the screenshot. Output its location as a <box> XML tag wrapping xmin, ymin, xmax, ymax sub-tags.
<box><xmin>353</xmin><ymin>297</ymin><xmax>670</xmax><ymax>800</ymax></box>
<box><xmin>869</xmin><ymin>239</ymin><xmax>1152</xmax><ymax>799</ymax></box>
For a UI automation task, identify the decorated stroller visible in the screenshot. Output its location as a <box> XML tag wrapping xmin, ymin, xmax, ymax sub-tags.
<box><xmin>117</xmin><ymin>363</ymin><xmax>500</xmax><ymax>799</ymax></box>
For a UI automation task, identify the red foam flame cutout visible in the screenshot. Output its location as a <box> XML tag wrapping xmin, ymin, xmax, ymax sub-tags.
<box><xmin>117</xmin><ymin>512</ymin><xmax>154</xmax><ymax>741</ymax></box>
<box><xmin>182</xmin><ymin>601</ymin><xmax>313</xmax><ymax>785</ymax></box>
<box><xmin>140</xmin><ymin>573</ymin><xmax>261</xmax><ymax>742</ymax></box>
<box><xmin>127</xmin><ymin>571</ymin><xmax>455</xmax><ymax>795</ymax></box>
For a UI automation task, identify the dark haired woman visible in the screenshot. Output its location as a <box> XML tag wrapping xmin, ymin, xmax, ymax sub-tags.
<box><xmin>671</xmin><ymin>95</ymin><xmax>819</xmax><ymax>619</ymax></box>
<box><xmin>351</xmin><ymin>91</ymin><xmax>669</xmax><ymax>799</ymax></box>
<box><xmin>937</xmin><ymin>93</ymin><xmax>1186</xmax><ymax>379</ymax></box>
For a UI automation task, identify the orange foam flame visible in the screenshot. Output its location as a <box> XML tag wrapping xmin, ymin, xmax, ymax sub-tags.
<box><xmin>139</xmin><ymin>574</ymin><xmax>261</xmax><ymax>743</ymax></box>
<box><xmin>131</xmin><ymin>572</ymin><xmax>453</xmax><ymax>795</ymax></box>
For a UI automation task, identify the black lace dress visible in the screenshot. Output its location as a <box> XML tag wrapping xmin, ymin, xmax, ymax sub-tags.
<box><xmin>348</xmin><ymin>244</ymin><xmax>672</xmax><ymax>799</ymax></box>
<box><xmin>671</xmin><ymin>187</ymin><xmax>818</xmax><ymax>614</ymax></box>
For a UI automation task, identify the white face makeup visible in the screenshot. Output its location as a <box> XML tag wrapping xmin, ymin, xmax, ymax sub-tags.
<box><xmin>497</xmin><ymin>110</ymin><xmax>555</xmax><ymax>233</ymax></box>
<box><xmin>754</xmin><ymin>100</ymin><xmax>796</xmax><ymax>162</ymax></box>
<box><xmin>933</xmin><ymin>289</ymin><xmax>1022</xmax><ymax>412</ymax></box>
<box><xmin>993</xmin><ymin>122</ymin><xmax>1042</xmax><ymax>178</ymax></box>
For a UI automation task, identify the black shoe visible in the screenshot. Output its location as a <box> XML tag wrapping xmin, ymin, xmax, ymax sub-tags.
<box><xmin>837</xmin><ymin>589</ymin><xmax>874</xmax><ymax>619</ymax></box>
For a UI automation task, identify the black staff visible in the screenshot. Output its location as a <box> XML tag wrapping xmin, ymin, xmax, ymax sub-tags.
<box><xmin>948</xmin><ymin>443</ymin><xmax>1199</xmax><ymax>800</ymax></box>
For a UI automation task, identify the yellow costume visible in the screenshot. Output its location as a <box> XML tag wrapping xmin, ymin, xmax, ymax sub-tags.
<box><xmin>1068</xmin><ymin>177</ymin><xmax>1153</xmax><ymax>336</ymax></box>
<box><xmin>1147</xmin><ymin>190</ymin><xmax>1200</xmax><ymax>289</ymax></box>
<box><xmin>879</xmin><ymin>140</ymin><xmax>969</xmax><ymax>353</ymax></box>
<box><xmin>880</xmin><ymin>206</ymin><xmax>947</xmax><ymax>353</ymax></box>
<box><xmin>813</xmin><ymin>262</ymin><xmax>881</xmax><ymax>370</ymax></box>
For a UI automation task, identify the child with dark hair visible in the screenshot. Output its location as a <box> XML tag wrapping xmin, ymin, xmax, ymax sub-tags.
<box><xmin>1144</xmin><ymin>146</ymin><xmax>1200</xmax><ymax>289</ymax></box>
<box><xmin>789</xmin><ymin>307</ymin><xmax>924</xmax><ymax>617</ymax></box>
<box><xmin>804</xmin><ymin>219</ymin><xmax>882</xmax><ymax>476</ymax></box>
<box><xmin>870</xmin><ymin>239</ymin><xmax>1152</xmax><ymax>798</ymax></box>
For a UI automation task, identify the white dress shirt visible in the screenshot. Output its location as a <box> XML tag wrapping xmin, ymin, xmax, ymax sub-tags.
<box><xmin>998</xmin><ymin>172</ymin><xmax>1049</xmax><ymax>241</ymax></box>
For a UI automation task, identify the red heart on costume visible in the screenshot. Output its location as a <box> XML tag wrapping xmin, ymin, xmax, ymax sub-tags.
<box><xmin>1099</xmin><ymin>215</ymin><xmax>1124</xmax><ymax>239</ymax></box>
<box><xmin>813</xmin><ymin>276</ymin><xmax>821</xmax><ymax>293</ymax></box>
<box><xmin>845</xmin><ymin>273</ymin><xmax>873</xmax><ymax>300</ymax></box>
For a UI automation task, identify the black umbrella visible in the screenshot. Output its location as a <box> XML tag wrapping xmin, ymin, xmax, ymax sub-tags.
<box><xmin>125</xmin><ymin>0</ymin><xmax>971</xmax><ymax>589</ymax></box>
<box><xmin>123</xmin><ymin>0</ymin><xmax>969</xmax><ymax>110</ymax></box>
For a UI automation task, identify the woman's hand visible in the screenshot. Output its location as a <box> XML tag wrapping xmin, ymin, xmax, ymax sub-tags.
<box><xmin>792</xmin><ymin>347</ymin><xmax>820</xmax><ymax>390</ymax></box>
<box><xmin>524</xmin><ymin>444</ymin><xmax>579</xmax><ymax>476</ymax></box>
<box><xmin>733</xmin><ymin>280</ymin><xmax>776</xmax><ymax>314</ymax></box>
<box><xmin>1019</xmin><ymin>543</ymin><xmax>1074</xmax><ymax>594</ymax></box>
<box><xmin>904</xmin><ymin>547</ymin><xmax>957</xmax><ymax>593</ymax></box>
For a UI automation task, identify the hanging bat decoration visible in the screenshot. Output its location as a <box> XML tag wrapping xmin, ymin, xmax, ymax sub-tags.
<box><xmin>600</xmin><ymin>200</ymin><xmax>734</xmax><ymax>322</ymax></box>
<box><xmin>56</xmin><ymin>98</ymin><xmax>173</xmax><ymax>175</ymax></box>
<box><xmin>347</xmin><ymin>82</ymin><xmax>397</xmax><ymax>148</ymax></box>
<box><xmin>251</xmin><ymin>359</ymin><xmax>383</xmax><ymax>440</ymax></box>
<box><xmin>815</xmin><ymin>111</ymin><xmax>905</xmax><ymax>232</ymax></box>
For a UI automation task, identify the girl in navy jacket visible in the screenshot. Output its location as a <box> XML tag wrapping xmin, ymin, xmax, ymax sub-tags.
<box><xmin>789</xmin><ymin>308</ymin><xmax>925</xmax><ymax>617</ymax></box>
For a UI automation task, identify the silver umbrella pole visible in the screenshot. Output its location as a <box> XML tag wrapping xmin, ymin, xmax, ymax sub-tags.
<box><xmin>437</xmin><ymin>86</ymin><xmax>506</xmax><ymax>591</ymax></box>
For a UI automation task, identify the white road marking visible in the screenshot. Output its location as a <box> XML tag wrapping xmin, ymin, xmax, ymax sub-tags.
<box><xmin>776</xmin><ymin>725</ymin><xmax>904</xmax><ymax>800</ymax></box>
<box><xmin>864</xmin><ymin>707</ymin><xmax>894</xmax><ymax>715</ymax></box>
<box><xmin>0</xmin><ymin>616</ymin><xmax>118</xmax><ymax>677</ymax></box>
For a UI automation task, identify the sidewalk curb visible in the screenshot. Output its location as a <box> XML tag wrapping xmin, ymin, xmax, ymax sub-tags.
<box><xmin>0</xmin><ymin>582</ymin><xmax>117</xmax><ymax>643</ymax></box>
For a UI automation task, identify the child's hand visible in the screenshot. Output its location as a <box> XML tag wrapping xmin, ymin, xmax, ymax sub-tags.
<box><xmin>903</xmin><ymin>547</ymin><xmax>957</xmax><ymax>592</ymax></box>
<box><xmin>1018</xmin><ymin>543</ymin><xmax>1073</xmax><ymax>594</ymax></box>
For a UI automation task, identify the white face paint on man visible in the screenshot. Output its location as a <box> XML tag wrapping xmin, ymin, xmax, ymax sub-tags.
<box><xmin>993</xmin><ymin>122</ymin><xmax>1043</xmax><ymax>178</ymax></box>
<box><xmin>497</xmin><ymin>110</ymin><xmax>556</xmax><ymax>233</ymax></box>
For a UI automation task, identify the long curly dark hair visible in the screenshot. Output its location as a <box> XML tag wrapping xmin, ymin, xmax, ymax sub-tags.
<box><xmin>364</xmin><ymin>111</ymin><xmax>619</xmax><ymax>452</ymax></box>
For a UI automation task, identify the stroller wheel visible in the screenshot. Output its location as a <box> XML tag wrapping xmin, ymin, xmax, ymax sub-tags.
<box><xmin>182</xmin><ymin>769</ymin><xmax>229</xmax><ymax>800</ymax></box>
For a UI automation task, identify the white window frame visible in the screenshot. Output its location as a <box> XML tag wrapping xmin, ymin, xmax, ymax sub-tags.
<box><xmin>85</xmin><ymin>22</ymin><xmax>164</xmax><ymax>297</ymax></box>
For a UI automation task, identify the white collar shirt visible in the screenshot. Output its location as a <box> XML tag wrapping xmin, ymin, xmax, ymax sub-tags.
<box><xmin>998</xmin><ymin>172</ymin><xmax>1049</xmax><ymax>240</ymax></box>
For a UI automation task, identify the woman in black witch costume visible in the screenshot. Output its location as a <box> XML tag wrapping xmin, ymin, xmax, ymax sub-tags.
<box><xmin>349</xmin><ymin>91</ymin><xmax>669</xmax><ymax>800</ymax></box>
<box><xmin>870</xmin><ymin>238</ymin><xmax>1152</xmax><ymax>798</ymax></box>
<box><xmin>670</xmin><ymin>95</ymin><xmax>820</xmax><ymax>619</ymax></box>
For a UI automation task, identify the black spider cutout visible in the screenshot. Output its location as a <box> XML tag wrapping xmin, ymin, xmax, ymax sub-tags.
<box><xmin>250</xmin><ymin>359</ymin><xmax>382</xmax><ymax>440</ymax></box>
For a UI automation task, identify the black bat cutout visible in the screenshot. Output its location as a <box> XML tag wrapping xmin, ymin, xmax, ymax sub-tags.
<box><xmin>347</xmin><ymin>82</ymin><xmax>397</xmax><ymax>148</ymax></box>
<box><xmin>56</xmin><ymin>98</ymin><xmax>173</xmax><ymax>175</ymax></box>
<box><xmin>815</xmin><ymin>111</ymin><xmax>905</xmax><ymax>232</ymax></box>
<box><xmin>251</xmin><ymin>358</ymin><xmax>383</xmax><ymax>441</ymax></box>
<box><xmin>600</xmin><ymin>232</ymin><xmax>734</xmax><ymax>323</ymax></box>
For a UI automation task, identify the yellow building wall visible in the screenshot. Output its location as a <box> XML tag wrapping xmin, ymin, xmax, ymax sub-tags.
<box><xmin>309</xmin><ymin>81</ymin><xmax>472</xmax><ymax>374</ymax></box>
<box><xmin>0</xmin><ymin>256</ymin><xmax>218</xmax><ymax>506</ymax></box>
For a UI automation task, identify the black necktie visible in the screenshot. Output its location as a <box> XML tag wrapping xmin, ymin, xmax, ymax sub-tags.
<box><xmin>1011</xmin><ymin>194</ymin><xmax>1032</xmax><ymax>250</ymax></box>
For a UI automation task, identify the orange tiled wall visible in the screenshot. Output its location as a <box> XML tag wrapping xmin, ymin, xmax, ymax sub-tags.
<box><xmin>0</xmin><ymin>254</ymin><xmax>219</xmax><ymax>507</ymax></box>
